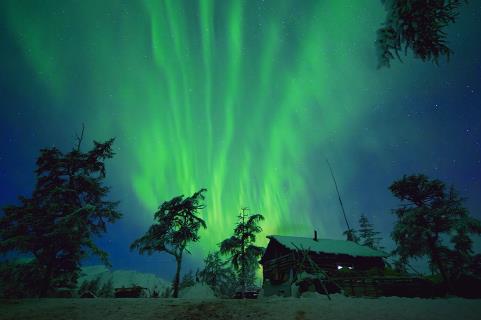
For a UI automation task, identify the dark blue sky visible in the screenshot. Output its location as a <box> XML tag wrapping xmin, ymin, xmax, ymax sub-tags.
<box><xmin>1</xmin><ymin>0</ymin><xmax>480</xmax><ymax>279</ymax></box>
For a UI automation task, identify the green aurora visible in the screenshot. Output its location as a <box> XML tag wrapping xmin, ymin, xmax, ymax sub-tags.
<box><xmin>2</xmin><ymin>0</ymin><xmax>480</xmax><ymax>269</ymax></box>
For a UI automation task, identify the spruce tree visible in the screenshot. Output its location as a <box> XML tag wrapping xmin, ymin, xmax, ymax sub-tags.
<box><xmin>0</xmin><ymin>131</ymin><xmax>121</xmax><ymax>297</ymax></box>
<box><xmin>179</xmin><ymin>270</ymin><xmax>196</xmax><ymax>291</ymax></box>
<box><xmin>219</xmin><ymin>208</ymin><xmax>264</xmax><ymax>298</ymax></box>
<box><xmin>199</xmin><ymin>251</ymin><xmax>238</xmax><ymax>297</ymax></box>
<box><xmin>199</xmin><ymin>251</ymin><xmax>230</xmax><ymax>288</ymax></box>
<box><xmin>130</xmin><ymin>188</ymin><xmax>207</xmax><ymax>298</ymax></box>
<box><xmin>343</xmin><ymin>229</ymin><xmax>359</xmax><ymax>243</ymax></box>
<box><xmin>376</xmin><ymin>0</ymin><xmax>466</xmax><ymax>68</ymax></box>
<box><xmin>389</xmin><ymin>174</ymin><xmax>481</xmax><ymax>290</ymax></box>
<box><xmin>358</xmin><ymin>214</ymin><xmax>383</xmax><ymax>250</ymax></box>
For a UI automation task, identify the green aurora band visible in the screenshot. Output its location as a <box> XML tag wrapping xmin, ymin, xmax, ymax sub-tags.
<box><xmin>2</xmin><ymin>0</ymin><xmax>415</xmax><ymax>257</ymax></box>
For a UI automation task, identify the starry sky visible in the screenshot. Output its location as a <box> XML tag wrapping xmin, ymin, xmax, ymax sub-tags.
<box><xmin>1</xmin><ymin>0</ymin><xmax>480</xmax><ymax>279</ymax></box>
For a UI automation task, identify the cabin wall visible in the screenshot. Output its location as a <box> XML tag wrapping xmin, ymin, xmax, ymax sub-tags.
<box><xmin>309</xmin><ymin>253</ymin><xmax>385</xmax><ymax>275</ymax></box>
<box><xmin>261</xmin><ymin>240</ymin><xmax>293</xmax><ymax>286</ymax></box>
<box><xmin>262</xmin><ymin>279</ymin><xmax>292</xmax><ymax>297</ymax></box>
<box><xmin>261</xmin><ymin>240</ymin><xmax>290</xmax><ymax>262</ymax></box>
<box><xmin>261</xmin><ymin>239</ymin><xmax>386</xmax><ymax>297</ymax></box>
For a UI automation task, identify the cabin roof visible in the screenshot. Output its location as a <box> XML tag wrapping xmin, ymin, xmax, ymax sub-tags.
<box><xmin>267</xmin><ymin>235</ymin><xmax>389</xmax><ymax>258</ymax></box>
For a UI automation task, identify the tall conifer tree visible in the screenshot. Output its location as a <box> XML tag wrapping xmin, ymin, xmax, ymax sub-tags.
<box><xmin>0</xmin><ymin>130</ymin><xmax>121</xmax><ymax>297</ymax></box>
<box><xmin>130</xmin><ymin>188</ymin><xmax>207</xmax><ymax>298</ymax></box>
<box><xmin>358</xmin><ymin>214</ymin><xmax>384</xmax><ymax>250</ymax></box>
<box><xmin>220</xmin><ymin>208</ymin><xmax>264</xmax><ymax>298</ymax></box>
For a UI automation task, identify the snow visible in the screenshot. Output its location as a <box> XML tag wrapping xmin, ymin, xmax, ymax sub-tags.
<box><xmin>290</xmin><ymin>283</ymin><xmax>300</xmax><ymax>298</ymax></box>
<box><xmin>2</xmin><ymin>295</ymin><xmax>480</xmax><ymax>320</ymax></box>
<box><xmin>295</xmin><ymin>271</ymin><xmax>326</xmax><ymax>282</ymax></box>
<box><xmin>179</xmin><ymin>283</ymin><xmax>216</xmax><ymax>299</ymax></box>
<box><xmin>269</xmin><ymin>235</ymin><xmax>388</xmax><ymax>257</ymax></box>
<box><xmin>78</xmin><ymin>265</ymin><xmax>169</xmax><ymax>294</ymax></box>
<box><xmin>300</xmin><ymin>291</ymin><xmax>325</xmax><ymax>299</ymax></box>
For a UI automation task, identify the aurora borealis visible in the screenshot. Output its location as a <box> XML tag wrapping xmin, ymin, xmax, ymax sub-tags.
<box><xmin>1</xmin><ymin>1</ymin><xmax>480</xmax><ymax>278</ymax></box>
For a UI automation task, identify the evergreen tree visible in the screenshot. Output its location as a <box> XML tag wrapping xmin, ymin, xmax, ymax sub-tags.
<box><xmin>78</xmin><ymin>276</ymin><xmax>101</xmax><ymax>297</ymax></box>
<box><xmin>179</xmin><ymin>270</ymin><xmax>196</xmax><ymax>291</ymax></box>
<box><xmin>376</xmin><ymin>0</ymin><xmax>466</xmax><ymax>68</ymax></box>
<box><xmin>199</xmin><ymin>251</ymin><xmax>229</xmax><ymax>288</ymax></box>
<box><xmin>0</xmin><ymin>131</ymin><xmax>121</xmax><ymax>297</ymax></box>
<box><xmin>343</xmin><ymin>229</ymin><xmax>359</xmax><ymax>243</ymax></box>
<box><xmin>0</xmin><ymin>259</ymin><xmax>40</xmax><ymax>298</ymax></box>
<box><xmin>392</xmin><ymin>257</ymin><xmax>408</xmax><ymax>274</ymax></box>
<box><xmin>389</xmin><ymin>174</ymin><xmax>481</xmax><ymax>290</ymax></box>
<box><xmin>199</xmin><ymin>251</ymin><xmax>238</xmax><ymax>297</ymax></box>
<box><xmin>97</xmin><ymin>278</ymin><xmax>114</xmax><ymax>297</ymax></box>
<box><xmin>358</xmin><ymin>214</ymin><xmax>384</xmax><ymax>250</ymax></box>
<box><xmin>219</xmin><ymin>208</ymin><xmax>264</xmax><ymax>298</ymax></box>
<box><xmin>130</xmin><ymin>188</ymin><xmax>207</xmax><ymax>298</ymax></box>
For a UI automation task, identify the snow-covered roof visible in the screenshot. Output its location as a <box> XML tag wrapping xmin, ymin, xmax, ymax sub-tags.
<box><xmin>267</xmin><ymin>235</ymin><xmax>388</xmax><ymax>257</ymax></box>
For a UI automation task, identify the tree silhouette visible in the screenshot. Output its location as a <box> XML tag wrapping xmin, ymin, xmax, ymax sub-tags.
<box><xmin>343</xmin><ymin>229</ymin><xmax>359</xmax><ymax>243</ymax></box>
<box><xmin>199</xmin><ymin>251</ymin><xmax>230</xmax><ymax>288</ymax></box>
<box><xmin>199</xmin><ymin>251</ymin><xmax>237</xmax><ymax>296</ymax></box>
<box><xmin>376</xmin><ymin>0</ymin><xmax>467</xmax><ymax>68</ymax></box>
<box><xmin>130</xmin><ymin>188</ymin><xmax>207</xmax><ymax>298</ymax></box>
<box><xmin>0</xmin><ymin>131</ymin><xmax>121</xmax><ymax>297</ymax></box>
<box><xmin>179</xmin><ymin>270</ymin><xmax>196</xmax><ymax>291</ymax></box>
<box><xmin>358</xmin><ymin>214</ymin><xmax>384</xmax><ymax>250</ymax></box>
<box><xmin>219</xmin><ymin>208</ymin><xmax>264</xmax><ymax>298</ymax></box>
<box><xmin>389</xmin><ymin>174</ymin><xmax>481</xmax><ymax>290</ymax></box>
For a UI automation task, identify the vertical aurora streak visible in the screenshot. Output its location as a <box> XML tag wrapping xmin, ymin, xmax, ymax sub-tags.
<box><xmin>8</xmin><ymin>0</ymin><xmax>476</xmax><ymax>263</ymax></box>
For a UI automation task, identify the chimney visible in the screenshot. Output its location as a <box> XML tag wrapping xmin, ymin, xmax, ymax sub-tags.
<box><xmin>313</xmin><ymin>230</ymin><xmax>318</xmax><ymax>241</ymax></box>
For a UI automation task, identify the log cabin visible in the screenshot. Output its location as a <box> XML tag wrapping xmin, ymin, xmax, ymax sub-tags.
<box><xmin>260</xmin><ymin>232</ymin><xmax>388</xmax><ymax>297</ymax></box>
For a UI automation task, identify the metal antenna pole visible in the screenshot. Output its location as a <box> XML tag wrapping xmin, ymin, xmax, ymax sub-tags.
<box><xmin>326</xmin><ymin>159</ymin><xmax>352</xmax><ymax>236</ymax></box>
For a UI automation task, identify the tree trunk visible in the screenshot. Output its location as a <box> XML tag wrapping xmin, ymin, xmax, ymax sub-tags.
<box><xmin>40</xmin><ymin>262</ymin><xmax>54</xmax><ymax>297</ymax></box>
<box><xmin>172</xmin><ymin>253</ymin><xmax>183</xmax><ymax>298</ymax></box>
<box><xmin>241</xmin><ymin>249</ymin><xmax>246</xmax><ymax>298</ymax></box>
<box><xmin>240</xmin><ymin>261</ymin><xmax>246</xmax><ymax>299</ymax></box>
<box><xmin>432</xmin><ymin>250</ymin><xmax>451</xmax><ymax>291</ymax></box>
<box><xmin>429</xmin><ymin>241</ymin><xmax>451</xmax><ymax>293</ymax></box>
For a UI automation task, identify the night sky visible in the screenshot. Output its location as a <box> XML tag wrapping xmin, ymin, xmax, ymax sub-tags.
<box><xmin>1</xmin><ymin>0</ymin><xmax>480</xmax><ymax>279</ymax></box>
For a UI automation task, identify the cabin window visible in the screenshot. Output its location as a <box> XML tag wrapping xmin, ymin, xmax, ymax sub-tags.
<box><xmin>273</xmin><ymin>271</ymin><xmax>287</xmax><ymax>281</ymax></box>
<box><xmin>270</xmin><ymin>269</ymin><xmax>289</xmax><ymax>284</ymax></box>
<box><xmin>337</xmin><ymin>265</ymin><xmax>353</xmax><ymax>270</ymax></box>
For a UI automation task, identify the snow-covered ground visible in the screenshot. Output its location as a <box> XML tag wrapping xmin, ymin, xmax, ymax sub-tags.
<box><xmin>1</xmin><ymin>295</ymin><xmax>480</xmax><ymax>320</ymax></box>
<box><xmin>2</xmin><ymin>266</ymin><xmax>476</xmax><ymax>319</ymax></box>
<box><xmin>179</xmin><ymin>283</ymin><xmax>216</xmax><ymax>299</ymax></box>
<box><xmin>78</xmin><ymin>265</ymin><xmax>169</xmax><ymax>295</ymax></box>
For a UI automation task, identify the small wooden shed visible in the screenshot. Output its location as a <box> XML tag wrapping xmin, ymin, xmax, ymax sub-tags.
<box><xmin>260</xmin><ymin>234</ymin><xmax>388</xmax><ymax>297</ymax></box>
<box><xmin>114</xmin><ymin>286</ymin><xmax>147</xmax><ymax>298</ymax></box>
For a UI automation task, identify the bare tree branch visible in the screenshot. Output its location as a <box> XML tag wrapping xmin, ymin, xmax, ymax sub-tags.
<box><xmin>75</xmin><ymin>123</ymin><xmax>85</xmax><ymax>151</ymax></box>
